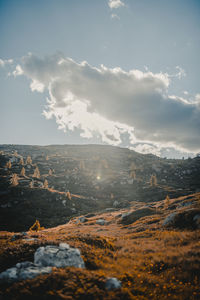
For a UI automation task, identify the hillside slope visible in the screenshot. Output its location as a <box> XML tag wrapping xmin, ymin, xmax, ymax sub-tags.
<box><xmin>0</xmin><ymin>193</ymin><xmax>200</xmax><ymax>299</ymax></box>
<box><xmin>0</xmin><ymin>144</ymin><xmax>200</xmax><ymax>231</ymax></box>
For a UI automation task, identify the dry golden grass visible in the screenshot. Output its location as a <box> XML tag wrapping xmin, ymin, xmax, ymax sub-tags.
<box><xmin>0</xmin><ymin>194</ymin><xmax>200</xmax><ymax>299</ymax></box>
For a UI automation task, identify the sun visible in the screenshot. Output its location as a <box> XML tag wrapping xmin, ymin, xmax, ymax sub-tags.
<box><xmin>96</xmin><ymin>176</ymin><xmax>101</xmax><ymax>180</ymax></box>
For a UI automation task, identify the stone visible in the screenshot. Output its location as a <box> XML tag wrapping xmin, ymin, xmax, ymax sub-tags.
<box><xmin>0</xmin><ymin>262</ymin><xmax>52</xmax><ymax>282</ymax></box>
<box><xmin>34</xmin><ymin>243</ymin><xmax>85</xmax><ymax>268</ymax></box>
<box><xmin>85</xmin><ymin>213</ymin><xmax>96</xmax><ymax>218</ymax></box>
<box><xmin>96</xmin><ymin>219</ymin><xmax>105</xmax><ymax>225</ymax></box>
<box><xmin>23</xmin><ymin>238</ymin><xmax>38</xmax><ymax>242</ymax></box>
<box><xmin>163</xmin><ymin>209</ymin><xmax>200</xmax><ymax>229</ymax></box>
<box><xmin>162</xmin><ymin>212</ymin><xmax>177</xmax><ymax>226</ymax></box>
<box><xmin>193</xmin><ymin>214</ymin><xmax>200</xmax><ymax>228</ymax></box>
<box><xmin>76</xmin><ymin>217</ymin><xmax>87</xmax><ymax>223</ymax></box>
<box><xmin>105</xmin><ymin>277</ymin><xmax>122</xmax><ymax>290</ymax></box>
<box><xmin>121</xmin><ymin>208</ymin><xmax>157</xmax><ymax>225</ymax></box>
<box><xmin>113</xmin><ymin>200</ymin><xmax>119</xmax><ymax>208</ymax></box>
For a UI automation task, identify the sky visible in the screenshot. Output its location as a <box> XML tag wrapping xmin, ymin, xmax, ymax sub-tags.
<box><xmin>0</xmin><ymin>0</ymin><xmax>200</xmax><ymax>158</ymax></box>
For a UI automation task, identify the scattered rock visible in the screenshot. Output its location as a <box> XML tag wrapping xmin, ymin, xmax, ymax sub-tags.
<box><xmin>11</xmin><ymin>232</ymin><xmax>28</xmax><ymax>241</ymax></box>
<box><xmin>23</xmin><ymin>238</ymin><xmax>38</xmax><ymax>242</ymax></box>
<box><xmin>113</xmin><ymin>200</ymin><xmax>120</xmax><ymax>208</ymax></box>
<box><xmin>120</xmin><ymin>208</ymin><xmax>157</xmax><ymax>225</ymax></box>
<box><xmin>96</xmin><ymin>219</ymin><xmax>105</xmax><ymax>226</ymax></box>
<box><xmin>105</xmin><ymin>208</ymin><xmax>115</xmax><ymax>212</ymax></box>
<box><xmin>178</xmin><ymin>201</ymin><xmax>194</xmax><ymax>208</ymax></box>
<box><xmin>76</xmin><ymin>217</ymin><xmax>88</xmax><ymax>223</ymax></box>
<box><xmin>105</xmin><ymin>277</ymin><xmax>122</xmax><ymax>290</ymax></box>
<box><xmin>34</xmin><ymin>243</ymin><xmax>85</xmax><ymax>268</ymax></box>
<box><xmin>162</xmin><ymin>212</ymin><xmax>177</xmax><ymax>227</ymax></box>
<box><xmin>193</xmin><ymin>214</ymin><xmax>200</xmax><ymax>229</ymax></box>
<box><xmin>85</xmin><ymin>213</ymin><xmax>96</xmax><ymax>218</ymax></box>
<box><xmin>0</xmin><ymin>262</ymin><xmax>52</xmax><ymax>282</ymax></box>
<box><xmin>163</xmin><ymin>209</ymin><xmax>200</xmax><ymax>229</ymax></box>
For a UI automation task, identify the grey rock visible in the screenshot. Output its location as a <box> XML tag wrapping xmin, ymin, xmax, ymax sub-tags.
<box><xmin>96</xmin><ymin>219</ymin><xmax>105</xmax><ymax>225</ymax></box>
<box><xmin>193</xmin><ymin>214</ymin><xmax>200</xmax><ymax>228</ymax></box>
<box><xmin>163</xmin><ymin>209</ymin><xmax>200</xmax><ymax>229</ymax></box>
<box><xmin>21</xmin><ymin>232</ymin><xmax>28</xmax><ymax>236</ymax></box>
<box><xmin>34</xmin><ymin>243</ymin><xmax>85</xmax><ymax>268</ymax></box>
<box><xmin>121</xmin><ymin>208</ymin><xmax>157</xmax><ymax>225</ymax></box>
<box><xmin>163</xmin><ymin>212</ymin><xmax>177</xmax><ymax>226</ymax></box>
<box><xmin>85</xmin><ymin>213</ymin><xmax>96</xmax><ymax>218</ymax></box>
<box><xmin>179</xmin><ymin>201</ymin><xmax>193</xmax><ymax>208</ymax></box>
<box><xmin>0</xmin><ymin>262</ymin><xmax>52</xmax><ymax>282</ymax></box>
<box><xmin>76</xmin><ymin>217</ymin><xmax>87</xmax><ymax>223</ymax></box>
<box><xmin>105</xmin><ymin>277</ymin><xmax>122</xmax><ymax>290</ymax></box>
<box><xmin>113</xmin><ymin>200</ymin><xmax>119</xmax><ymax>208</ymax></box>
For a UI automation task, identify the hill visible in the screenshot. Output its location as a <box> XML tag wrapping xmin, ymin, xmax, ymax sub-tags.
<box><xmin>0</xmin><ymin>144</ymin><xmax>200</xmax><ymax>231</ymax></box>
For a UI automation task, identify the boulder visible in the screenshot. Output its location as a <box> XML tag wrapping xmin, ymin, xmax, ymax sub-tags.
<box><xmin>163</xmin><ymin>209</ymin><xmax>200</xmax><ymax>229</ymax></box>
<box><xmin>0</xmin><ymin>262</ymin><xmax>52</xmax><ymax>282</ymax></box>
<box><xmin>85</xmin><ymin>213</ymin><xmax>96</xmax><ymax>218</ymax></box>
<box><xmin>120</xmin><ymin>208</ymin><xmax>157</xmax><ymax>225</ymax></box>
<box><xmin>34</xmin><ymin>243</ymin><xmax>85</xmax><ymax>268</ymax></box>
<box><xmin>113</xmin><ymin>200</ymin><xmax>120</xmax><ymax>208</ymax></box>
<box><xmin>105</xmin><ymin>277</ymin><xmax>122</xmax><ymax>290</ymax></box>
<box><xmin>76</xmin><ymin>217</ymin><xmax>88</xmax><ymax>223</ymax></box>
<box><xmin>96</xmin><ymin>219</ymin><xmax>106</xmax><ymax>225</ymax></box>
<box><xmin>193</xmin><ymin>214</ymin><xmax>200</xmax><ymax>228</ymax></box>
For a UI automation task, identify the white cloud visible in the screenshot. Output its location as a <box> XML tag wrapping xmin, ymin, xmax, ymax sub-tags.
<box><xmin>111</xmin><ymin>13</ymin><xmax>120</xmax><ymax>20</ymax></box>
<box><xmin>13</xmin><ymin>64</ymin><xmax>23</xmax><ymax>76</ymax></box>
<box><xmin>13</xmin><ymin>53</ymin><xmax>200</xmax><ymax>153</ymax></box>
<box><xmin>130</xmin><ymin>143</ymin><xmax>162</xmax><ymax>157</ymax></box>
<box><xmin>0</xmin><ymin>58</ymin><xmax>13</xmax><ymax>67</ymax></box>
<box><xmin>30</xmin><ymin>79</ymin><xmax>45</xmax><ymax>92</ymax></box>
<box><xmin>108</xmin><ymin>0</ymin><xmax>124</xmax><ymax>9</ymax></box>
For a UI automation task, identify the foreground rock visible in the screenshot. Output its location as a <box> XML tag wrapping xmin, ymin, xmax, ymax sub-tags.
<box><xmin>120</xmin><ymin>208</ymin><xmax>157</xmax><ymax>225</ymax></box>
<box><xmin>0</xmin><ymin>262</ymin><xmax>52</xmax><ymax>282</ymax></box>
<box><xmin>34</xmin><ymin>243</ymin><xmax>85</xmax><ymax>268</ymax></box>
<box><xmin>0</xmin><ymin>243</ymin><xmax>85</xmax><ymax>282</ymax></box>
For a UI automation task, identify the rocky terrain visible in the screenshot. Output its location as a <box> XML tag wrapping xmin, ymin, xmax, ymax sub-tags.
<box><xmin>0</xmin><ymin>144</ymin><xmax>200</xmax><ymax>299</ymax></box>
<box><xmin>0</xmin><ymin>144</ymin><xmax>200</xmax><ymax>232</ymax></box>
<box><xmin>0</xmin><ymin>192</ymin><xmax>200</xmax><ymax>299</ymax></box>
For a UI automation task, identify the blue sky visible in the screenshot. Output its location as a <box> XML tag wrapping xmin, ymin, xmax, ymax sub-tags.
<box><xmin>0</xmin><ymin>0</ymin><xmax>200</xmax><ymax>158</ymax></box>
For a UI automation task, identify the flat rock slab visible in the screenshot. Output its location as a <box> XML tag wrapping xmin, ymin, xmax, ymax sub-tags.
<box><xmin>0</xmin><ymin>262</ymin><xmax>52</xmax><ymax>282</ymax></box>
<box><xmin>120</xmin><ymin>208</ymin><xmax>157</xmax><ymax>225</ymax></box>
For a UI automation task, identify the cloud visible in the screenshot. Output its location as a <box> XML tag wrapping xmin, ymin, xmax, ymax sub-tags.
<box><xmin>0</xmin><ymin>58</ymin><xmax>13</xmax><ymax>67</ymax></box>
<box><xmin>108</xmin><ymin>0</ymin><xmax>124</xmax><ymax>9</ymax></box>
<box><xmin>12</xmin><ymin>65</ymin><xmax>23</xmax><ymax>76</ymax></box>
<box><xmin>130</xmin><ymin>143</ymin><xmax>162</xmax><ymax>157</ymax></box>
<box><xmin>13</xmin><ymin>53</ymin><xmax>200</xmax><ymax>153</ymax></box>
<box><xmin>111</xmin><ymin>13</ymin><xmax>120</xmax><ymax>20</ymax></box>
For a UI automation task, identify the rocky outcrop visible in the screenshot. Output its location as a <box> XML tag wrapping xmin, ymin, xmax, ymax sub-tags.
<box><xmin>120</xmin><ymin>208</ymin><xmax>157</xmax><ymax>225</ymax></box>
<box><xmin>163</xmin><ymin>208</ymin><xmax>200</xmax><ymax>229</ymax></box>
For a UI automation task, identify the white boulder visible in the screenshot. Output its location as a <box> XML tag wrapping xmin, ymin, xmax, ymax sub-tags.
<box><xmin>34</xmin><ymin>243</ymin><xmax>85</xmax><ymax>268</ymax></box>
